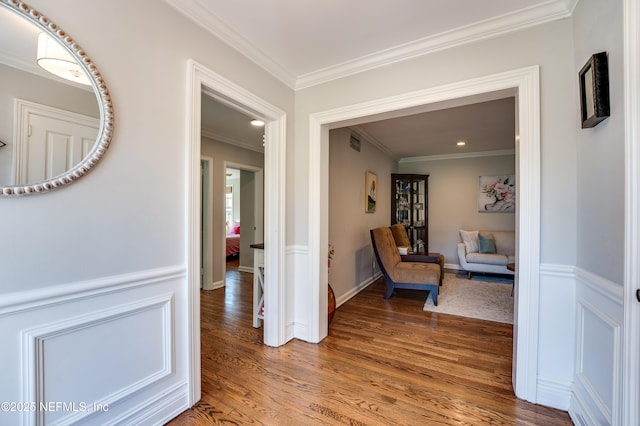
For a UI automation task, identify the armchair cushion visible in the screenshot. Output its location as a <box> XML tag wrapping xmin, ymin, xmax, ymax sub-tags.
<box><xmin>371</xmin><ymin>227</ymin><xmax>440</xmax><ymax>303</ymax></box>
<box><xmin>390</xmin><ymin>223</ymin><xmax>411</xmax><ymax>248</ymax></box>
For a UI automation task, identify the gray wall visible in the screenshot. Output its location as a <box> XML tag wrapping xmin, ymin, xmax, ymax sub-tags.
<box><xmin>328</xmin><ymin>128</ymin><xmax>396</xmax><ymax>301</ymax></box>
<box><xmin>573</xmin><ymin>0</ymin><xmax>624</xmax><ymax>284</ymax></box>
<box><xmin>1</xmin><ymin>0</ymin><xmax>293</xmax><ymax>292</ymax></box>
<box><xmin>295</xmin><ymin>18</ymin><xmax>577</xmax><ymax>267</ymax></box>
<box><xmin>399</xmin><ymin>154</ymin><xmax>516</xmax><ymax>266</ymax></box>
<box><xmin>240</xmin><ymin>169</ymin><xmax>257</xmax><ymax>269</ymax></box>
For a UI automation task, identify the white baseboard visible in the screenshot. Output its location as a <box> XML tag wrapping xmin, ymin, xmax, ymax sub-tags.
<box><xmin>107</xmin><ymin>381</ymin><xmax>189</xmax><ymax>425</ymax></box>
<box><xmin>537</xmin><ymin>376</ymin><xmax>572</xmax><ymax>411</ymax></box>
<box><xmin>335</xmin><ymin>272</ymin><xmax>382</xmax><ymax>307</ymax></box>
<box><xmin>203</xmin><ymin>279</ymin><xmax>224</xmax><ymax>291</ymax></box>
<box><xmin>444</xmin><ymin>263</ymin><xmax>462</xmax><ymax>271</ymax></box>
<box><xmin>238</xmin><ymin>265</ymin><xmax>253</xmax><ymax>273</ymax></box>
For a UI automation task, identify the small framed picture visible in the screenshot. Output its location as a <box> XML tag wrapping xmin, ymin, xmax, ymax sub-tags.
<box><xmin>365</xmin><ymin>171</ymin><xmax>377</xmax><ymax>213</ymax></box>
<box><xmin>579</xmin><ymin>52</ymin><xmax>610</xmax><ymax>128</ymax></box>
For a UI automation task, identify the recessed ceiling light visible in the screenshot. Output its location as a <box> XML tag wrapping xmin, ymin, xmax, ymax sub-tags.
<box><xmin>456</xmin><ymin>141</ymin><xmax>466</xmax><ymax>146</ymax></box>
<box><xmin>251</xmin><ymin>119</ymin><xmax>265</xmax><ymax>127</ymax></box>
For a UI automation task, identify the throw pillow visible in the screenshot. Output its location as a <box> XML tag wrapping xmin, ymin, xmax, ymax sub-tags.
<box><xmin>459</xmin><ymin>229</ymin><xmax>479</xmax><ymax>253</ymax></box>
<box><xmin>478</xmin><ymin>233</ymin><xmax>497</xmax><ymax>254</ymax></box>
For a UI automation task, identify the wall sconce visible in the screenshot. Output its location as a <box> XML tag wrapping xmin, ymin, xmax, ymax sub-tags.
<box><xmin>36</xmin><ymin>32</ymin><xmax>90</xmax><ymax>85</ymax></box>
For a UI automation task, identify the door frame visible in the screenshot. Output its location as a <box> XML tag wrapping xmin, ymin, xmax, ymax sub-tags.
<box><xmin>308</xmin><ymin>66</ymin><xmax>540</xmax><ymax>401</ymax></box>
<box><xmin>623</xmin><ymin>0</ymin><xmax>640</xmax><ymax>422</ymax></box>
<box><xmin>186</xmin><ymin>59</ymin><xmax>287</xmax><ymax>405</ymax></box>
<box><xmin>201</xmin><ymin>156</ymin><xmax>214</xmax><ymax>290</ymax></box>
<box><xmin>222</xmin><ymin>161</ymin><xmax>264</xmax><ymax>277</ymax></box>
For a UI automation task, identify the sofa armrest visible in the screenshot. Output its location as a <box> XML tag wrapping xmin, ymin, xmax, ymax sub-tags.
<box><xmin>457</xmin><ymin>242</ymin><xmax>469</xmax><ymax>268</ymax></box>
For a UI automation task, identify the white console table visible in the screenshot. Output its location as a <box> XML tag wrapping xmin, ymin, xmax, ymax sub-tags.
<box><xmin>250</xmin><ymin>243</ymin><xmax>264</xmax><ymax>328</ymax></box>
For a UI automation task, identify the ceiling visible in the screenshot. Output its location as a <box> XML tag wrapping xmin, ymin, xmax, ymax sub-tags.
<box><xmin>166</xmin><ymin>0</ymin><xmax>576</xmax><ymax>89</ymax></box>
<box><xmin>186</xmin><ymin>0</ymin><xmax>575</xmax><ymax>158</ymax></box>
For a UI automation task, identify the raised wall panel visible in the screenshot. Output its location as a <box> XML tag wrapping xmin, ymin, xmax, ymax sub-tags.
<box><xmin>22</xmin><ymin>294</ymin><xmax>174</xmax><ymax>425</ymax></box>
<box><xmin>0</xmin><ymin>265</ymin><xmax>188</xmax><ymax>426</ymax></box>
<box><xmin>570</xmin><ymin>268</ymin><xmax>623</xmax><ymax>426</ymax></box>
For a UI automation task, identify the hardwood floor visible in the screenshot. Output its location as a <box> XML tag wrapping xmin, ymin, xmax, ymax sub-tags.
<box><xmin>168</xmin><ymin>263</ymin><xmax>573</xmax><ymax>425</ymax></box>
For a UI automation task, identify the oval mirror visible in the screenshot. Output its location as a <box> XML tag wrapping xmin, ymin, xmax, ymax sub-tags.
<box><xmin>0</xmin><ymin>1</ymin><xmax>113</xmax><ymax>196</ymax></box>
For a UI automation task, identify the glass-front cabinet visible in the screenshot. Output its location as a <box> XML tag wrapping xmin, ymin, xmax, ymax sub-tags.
<box><xmin>391</xmin><ymin>173</ymin><xmax>429</xmax><ymax>252</ymax></box>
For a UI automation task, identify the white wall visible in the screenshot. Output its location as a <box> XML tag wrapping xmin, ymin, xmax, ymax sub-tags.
<box><xmin>399</xmin><ymin>154</ymin><xmax>515</xmax><ymax>267</ymax></box>
<box><xmin>328</xmin><ymin>128</ymin><xmax>395</xmax><ymax>304</ymax></box>
<box><xmin>570</xmin><ymin>0</ymin><xmax>624</xmax><ymax>424</ymax></box>
<box><xmin>0</xmin><ymin>0</ymin><xmax>293</xmax><ymax>424</ymax></box>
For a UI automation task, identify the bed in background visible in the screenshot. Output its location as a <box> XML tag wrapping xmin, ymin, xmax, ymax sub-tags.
<box><xmin>226</xmin><ymin>222</ymin><xmax>240</xmax><ymax>257</ymax></box>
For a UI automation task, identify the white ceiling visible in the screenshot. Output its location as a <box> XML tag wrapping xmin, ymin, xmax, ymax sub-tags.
<box><xmin>177</xmin><ymin>0</ymin><xmax>575</xmax><ymax>158</ymax></box>
<box><xmin>166</xmin><ymin>0</ymin><xmax>576</xmax><ymax>89</ymax></box>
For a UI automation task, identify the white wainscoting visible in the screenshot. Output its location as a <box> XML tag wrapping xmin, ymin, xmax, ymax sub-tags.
<box><xmin>537</xmin><ymin>264</ymin><xmax>576</xmax><ymax>410</ymax></box>
<box><xmin>0</xmin><ymin>265</ymin><xmax>190</xmax><ymax>426</ymax></box>
<box><xmin>569</xmin><ymin>267</ymin><xmax>624</xmax><ymax>426</ymax></box>
<box><xmin>288</xmin><ymin>245</ymin><xmax>310</xmax><ymax>342</ymax></box>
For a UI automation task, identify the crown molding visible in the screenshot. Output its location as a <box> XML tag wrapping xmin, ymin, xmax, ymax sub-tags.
<box><xmin>201</xmin><ymin>129</ymin><xmax>264</xmax><ymax>154</ymax></box>
<box><xmin>166</xmin><ymin>0</ymin><xmax>571</xmax><ymax>91</ymax></box>
<box><xmin>164</xmin><ymin>0</ymin><xmax>296</xmax><ymax>89</ymax></box>
<box><xmin>349</xmin><ymin>125</ymin><xmax>398</xmax><ymax>160</ymax></box>
<box><xmin>399</xmin><ymin>149</ymin><xmax>515</xmax><ymax>163</ymax></box>
<box><xmin>296</xmin><ymin>1</ymin><xmax>571</xmax><ymax>89</ymax></box>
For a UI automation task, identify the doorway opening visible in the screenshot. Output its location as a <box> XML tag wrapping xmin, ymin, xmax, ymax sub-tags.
<box><xmin>308</xmin><ymin>66</ymin><xmax>540</xmax><ymax>402</ymax></box>
<box><xmin>221</xmin><ymin>163</ymin><xmax>264</xmax><ymax>278</ymax></box>
<box><xmin>186</xmin><ymin>60</ymin><xmax>287</xmax><ymax>405</ymax></box>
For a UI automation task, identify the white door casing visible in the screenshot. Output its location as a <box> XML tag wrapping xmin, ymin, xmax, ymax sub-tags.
<box><xmin>308</xmin><ymin>66</ymin><xmax>540</xmax><ymax>401</ymax></box>
<box><xmin>13</xmin><ymin>99</ymin><xmax>99</xmax><ymax>185</ymax></box>
<box><xmin>186</xmin><ymin>59</ymin><xmax>287</xmax><ymax>405</ymax></box>
<box><xmin>623</xmin><ymin>0</ymin><xmax>640</xmax><ymax>422</ymax></box>
<box><xmin>222</xmin><ymin>161</ymin><xmax>264</xmax><ymax>278</ymax></box>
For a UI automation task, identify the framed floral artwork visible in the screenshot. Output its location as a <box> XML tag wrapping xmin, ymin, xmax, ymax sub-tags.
<box><xmin>478</xmin><ymin>175</ymin><xmax>515</xmax><ymax>213</ymax></box>
<box><xmin>365</xmin><ymin>171</ymin><xmax>377</xmax><ymax>213</ymax></box>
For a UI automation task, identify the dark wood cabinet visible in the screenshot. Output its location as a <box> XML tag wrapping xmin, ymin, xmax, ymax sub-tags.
<box><xmin>391</xmin><ymin>173</ymin><xmax>429</xmax><ymax>252</ymax></box>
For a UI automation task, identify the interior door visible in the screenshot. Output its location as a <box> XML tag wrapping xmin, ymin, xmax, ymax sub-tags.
<box><xmin>14</xmin><ymin>100</ymin><xmax>98</xmax><ymax>184</ymax></box>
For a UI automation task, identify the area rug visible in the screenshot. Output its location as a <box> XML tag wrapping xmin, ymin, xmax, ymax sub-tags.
<box><xmin>423</xmin><ymin>273</ymin><xmax>514</xmax><ymax>324</ymax></box>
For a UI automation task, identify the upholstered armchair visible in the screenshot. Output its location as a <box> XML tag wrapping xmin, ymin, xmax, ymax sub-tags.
<box><xmin>389</xmin><ymin>223</ymin><xmax>444</xmax><ymax>285</ymax></box>
<box><xmin>370</xmin><ymin>227</ymin><xmax>440</xmax><ymax>304</ymax></box>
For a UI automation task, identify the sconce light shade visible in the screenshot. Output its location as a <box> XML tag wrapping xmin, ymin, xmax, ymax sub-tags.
<box><xmin>36</xmin><ymin>32</ymin><xmax>90</xmax><ymax>85</ymax></box>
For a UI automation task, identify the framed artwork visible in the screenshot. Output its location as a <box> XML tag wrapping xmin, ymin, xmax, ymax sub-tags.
<box><xmin>579</xmin><ymin>52</ymin><xmax>610</xmax><ymax>128</ymax></box>
<box><xmin>365</xmin><ymin>171</ymin><xmax>377</xmax><ymax>213</ymax></box>
<box><xmin>478</xmin><ymin>175</ymin><xmax>515</xmax><ymax>213</ymax></box>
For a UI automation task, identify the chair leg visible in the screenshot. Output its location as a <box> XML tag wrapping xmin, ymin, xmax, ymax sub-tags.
<box><xmin>431</xmin><ymin>285</ymin><xmax>438</xmax><ymax>306</ymax></box>
<box><xmin>384</xmin><ymin>283</ymin><xmax>394</xmax><ymax>299</ymax></box>
<box><xmin>467</xmin><ymin>271</ymin><xmax>472</xmax><ymax>279</ymax></box>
